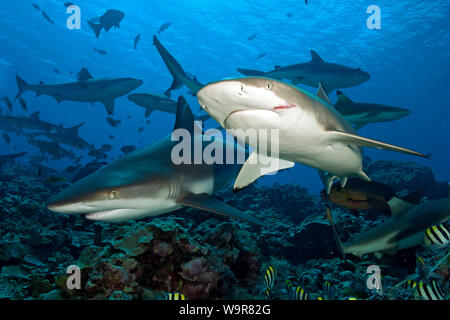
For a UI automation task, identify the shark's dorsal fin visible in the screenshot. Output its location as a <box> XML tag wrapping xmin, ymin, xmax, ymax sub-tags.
<box><xmin>68</xmin><ymin>122</ymin><xmax>85</xmax><ymax>135</ymax></box>
<box><xmin>77</xmin><ymin>68</ymin><xmax>93</xmax><ymax>82</ymax></box>
<box><xmin>310</xmin><ymin>50</ymin><xmax>324</xmax><ymax>63</ymax></box>
<box><xmin>316</xmin><ymin>82</ymin><xmax>332</xmax><ymax>105</ymax></box>
<box><xmin>174</xmin><ymin>96</ymin><xmax>201</xmax><ymax>135</ymax></box>
<box><xmin>336</xmin><ymin>90</ymin><xmax>353</xmax><ymax>104</ymax></box>
<box><xmin>30</xmin><ymin>111</ymin><xmax>40</xmax><ymax>119</ymax></box>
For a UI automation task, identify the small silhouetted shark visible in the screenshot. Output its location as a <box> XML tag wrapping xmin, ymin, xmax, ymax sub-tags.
<box><xmin>237</xmin><ymin>50</ymin><xmax>370</xmax><ymax>92</ymax></box>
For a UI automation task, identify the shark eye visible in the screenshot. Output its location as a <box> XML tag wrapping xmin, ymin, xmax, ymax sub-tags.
<box><xmin>265</xmin><ymin>82</ymin><xmax>272</xmax><ymax>90</ymax></box>
<box><xmin>109</xmin><ymin>190</ymin><xmax>119</xmax><ymax>199</ymax></box>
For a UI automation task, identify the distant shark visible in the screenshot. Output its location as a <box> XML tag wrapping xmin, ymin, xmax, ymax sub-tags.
<box><xmin>334</xmin><ymin>90</ymin><xmax>411</xmax><ymax>130</ymax></box>
<box><xmin>15</xmin><ymin>69</ymin><xmax>143</xmax><ymax>115</ymax></box>
<box><xmin>331</xmin><ymin>197</ymin><xmax>450</xmax><ymax>258</ymax></box>
<box><xmin>128</xmin><ymin>93</ymin><xmax>209</xmax><ymax>122</ymax></box>
<box><xmin>47</xmin><ymin>96</ymin><xmax>263</xmax><ymax>226</ymax></box>
<box><xmin>153</xmin><ymin>35</ymin><xmax>204</xmax><ymax>97</ymax></box>
<box><xmin>0</xmin><ymin>111</ymin><xmax>61</xmax><ymax>133</ymax></box>
<box><xmin>237</xmin><ymin>50</ymin><xmax>370</xmax><ymax>92</ymax></box>
<box><xmin>197</xmin><ymin>77</ymin><xmax>428</xmax><ymax>193</ymax></box>
<box><xmin>0</xmin><ymin>152</ymin><xmax>27</xmax><ymax>168</ymax></box>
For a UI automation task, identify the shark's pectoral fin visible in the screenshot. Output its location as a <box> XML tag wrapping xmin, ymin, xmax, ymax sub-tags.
<box><xmin>145</xmin><ymin>107</ymin><xmax>154</xmax><ymax>118</ymax></box>
<box><xmin>177</xmin><ymin>193</ymin><xmax>264</xmax><ymax>226</ymax></box>
<box><xmin>353</xmin><ymin>123</ymin><xmax>366</xmax><ymax>131</ymax></box>
<box><xmin>234</xmin><ymin>151</ymin><xmax>295</xmax><ymax>192</ymax></box>
<box><xmin>101</xmin><ymin>99</ymin><xmax>115</xmax><ymax>115</ymax></box>
<box><xmin>327</xmin><ymin>131</ymin><xmax>429</xmax><ymax>158</ymax></box>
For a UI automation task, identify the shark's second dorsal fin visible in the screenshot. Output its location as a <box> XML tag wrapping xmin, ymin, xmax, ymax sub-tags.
<box><xmin>77</xmin><ymin>68</ymin><xmax>93</xmax><ymax>82</ymax></box>
<box><xmin>336</xmin><ymin>90</ymin><xmax>353</xmax><ymax>104</ymax></box>
<box><xmin>30</xmin><ymin>111</ymin><xmax>40</xmax><ymax>119</ymax></box>
<box><xmin>316</xmin><ymin>82</ymin><xmax>332</xmax><ymax>105</ymax></box>
<box><xmin>174</xmin><ymin>96</ymin><xmax>201</xmax><ymax>135</ymax></box>
<box><xmin>310</xmin><ymin>50</ymin><xmax>324</xmax><ymax>63</ymax></box>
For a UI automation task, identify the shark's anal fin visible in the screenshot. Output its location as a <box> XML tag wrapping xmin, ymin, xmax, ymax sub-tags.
<box><xmin>177</xmin><ymin>193</ymin><xmax>264</xmax><ymax>226</ymax></box>
<box><xmin>234</xmin><ymin>151</ymin><xmax>295</xmax><ymax>191</ymax></box>
<box><xmin>101</xmin><ymin>98</ymin><xmax>115</xmax><ymax>115</ymax></box>
<box><xmin>327</xmin><ymin>131</ymin><xmax>429</xmax><ymax>158</ymax></box>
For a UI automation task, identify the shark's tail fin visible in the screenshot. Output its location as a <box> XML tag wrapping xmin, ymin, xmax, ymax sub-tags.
<box><xmin>326</xmin><ymin>205</ymin><xmax>346</xmax><ymax>260</ymax></box>
<box><xmin>87</xmin><ymin>20</ymin><xmax>102</xmax><ymax>39</ymax></box>
<box><xmin>15</xmin><ymin>75</ymin><xmax>29</xmax><ymax>100</ymax></box>
<box><xmin>236</xmin><ymin>68</ymin><xmax>266</xmax><ymax>77</ymax></box>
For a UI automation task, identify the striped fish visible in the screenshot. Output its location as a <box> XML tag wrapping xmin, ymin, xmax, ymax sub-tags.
<box><xmin>264</xmin><ymin>288</ymin><xmax>271</xmax><ymax>300</ymax></box>
<box><xmin>404</xmin><ymin>279</ymin><xmax>417</xmax><ymax>289</ymax></box>
<box><xmin>294</xmin><ymin>286</ymin><xmax>308</xmax><ymax>300</ymax></box>
<box><xmin>167</xmin><ymin>293</ymin><xmax>187</xmax><ymax>300</ymax></box>
<box><xmin>285</xmin><ymin>279</ymin><xmax>293</xmax><ymax>292</ymax></box>
<box><xmin>323</xmin><ymin>280</ymin><xmax>333</xmax><ymax>298</ymax></box>
<box><xmin>414</xmin><ymin>280</ymin><xmax>445</xmax><ymax>300</ymax></box>
<box><xmin>264</xmin><ymin>265</ymin><xmax>276</xmax><ymax>289</ymax></box>
<box><xmin>424</xmin><ymin>224</ymin><xmax>450</xmax><ymax>247</ymax></box>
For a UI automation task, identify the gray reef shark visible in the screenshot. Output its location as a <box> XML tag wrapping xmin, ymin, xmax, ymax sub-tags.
<box><xmin>15</xmin><ymin>69</ymin><xmax>143</xmax><ymax>115</ymax></box>
<box><xmin>334</xmin><ymin>90</ymin><xmax>411</xmax><ymax>130</ymax></box>
<box><xmin>47</xmin><ymin>96</ymin><xmax>263</xmax><ymax>226</ymax></box>
<box><xmin>337</xmin><ymin>197</ymin><xmax>450</xmax><ymax>258</ymax></box>
<box><xmin>0</xmin><ymin>152</ymin><xmax>27</xmax><ymax>168</ymax></box>
<box><xmin>128</xmin><ymin>93</ymin><xmax>209</xmax><ymax>121</ymax></box>
<box><xmin>0</xmin><ymin>111</ymin><xmax>60</xmax><ymax>134</ymax></box>
<box><xmin>197</xmin><ymin>77</ymin><xmax>428</xmax><ymax>192</ymax></box>
<box><xmin>153</xmin><ymin>35</ymin><xmax>204</xmax><ymax>97</ymax></box>
<box><xmin>237</xmin><ymin>50</ymin><xmax>370</xmax><ymax>92</ymax></box>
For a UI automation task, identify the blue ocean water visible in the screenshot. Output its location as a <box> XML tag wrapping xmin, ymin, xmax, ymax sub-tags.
<box><xmin>1</xmin><ymin>0</ymin><xmax>448</xmax><ymax>194</ymax></box>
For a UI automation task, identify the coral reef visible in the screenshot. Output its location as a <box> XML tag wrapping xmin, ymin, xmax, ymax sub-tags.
<box><xmin>0</xmin><ymin>159</ymin><xmax>448</xmax><ymax>300</ymax></box>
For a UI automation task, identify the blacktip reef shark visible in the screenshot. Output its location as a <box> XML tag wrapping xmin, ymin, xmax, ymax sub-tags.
<box><xmin>196</xmin><ymin>77</ymin><xmax>428</xmax><ymax>193</ymax></box>
<box><xmin>237</xmin><ymin>50</ymin><xmax>370</xmax><ymax>92</ymax></box>
<box><xmin>15</xmin><ymin>68</ymin><xmax>143</xmax><ymax>115</ymax></box>
<box><xmin>334</xmin><ymin>90</ymin><xmax>411</xmax><ymax>130</ymax></box>
<box><xmin>327</xmin><ymin>197</ymin><xmax>450</xmax><ymax>258</ymax></box>
<box><xmin>128</xmin><ymin>93</ymin><xmax>209</xmax><ymax>122</ymax></box>
<box><xmin>47</xmin><ymin>96</ymin><xmax>263</xmax><ymax>226</ymax></box>
<box><xmin>153</xmin><ymin>35</ymin><xmax>204</xmax><ymax>97</ymax></box>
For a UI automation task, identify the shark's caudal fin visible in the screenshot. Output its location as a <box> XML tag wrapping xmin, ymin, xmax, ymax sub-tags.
<box><xmin>176</xmin><ymin>193</ymin><xmax>265</xmax><ymax>226</ymax></box>
<box><xmin>233</xmin><ymin>151</ymin><xmax>295</xmax><ymax>192</ymax></box>
<box><xmin>87</xmin><ymin>20</ymin><xmax>102</xmax><ymax>38</ymax></box>
<box><xmin>236</xmin><ymin>68</ymin><xmax>266</xmax><ymax>77</ymax></box>
<box><xmin>153</xmin><ymin>35</ymin><xmax>185</xmax><ymax>98</ymax></box>
<box><xmin>327</xmin><ymin>131</ymin><xmax>430</xmax><ymax>159</ymax></box>
<box><xmin>15</xmin><ymin>75</ymin><xmax>29</xmax><ymax>100</ymax></box>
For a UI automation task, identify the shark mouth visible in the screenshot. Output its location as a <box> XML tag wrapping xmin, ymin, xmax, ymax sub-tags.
<box><xmin>85</xmin><ymin>209</ymin><xmax>137</xmax><ymax>221</ymax></box>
